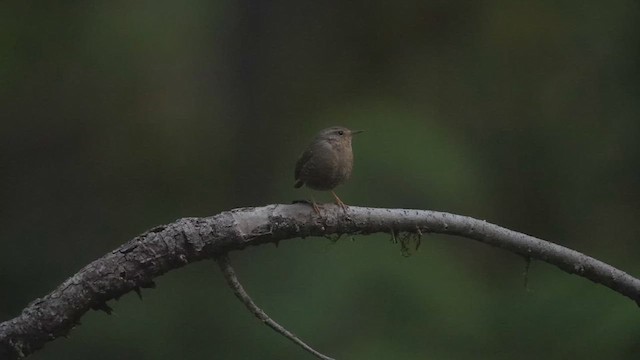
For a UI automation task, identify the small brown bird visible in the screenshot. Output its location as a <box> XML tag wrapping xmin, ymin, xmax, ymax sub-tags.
<box><xmin>294</xmin><ymin>126</ymin><xmax>363</xmax><ymax>213</ymax></box>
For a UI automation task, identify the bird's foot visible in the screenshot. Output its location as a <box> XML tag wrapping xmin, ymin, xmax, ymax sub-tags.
<box><xmin>312</xmin><ymin>201</ymin><xmax>322</xmax><ymax>215</ymax></box>
<box><xmin>292</xmin><ymin>199</ymin><xmax>322</xmax><ymax>215</ymax></box>
<box><xmin>331</xmin><ymin>191</ymin><xmax>349</xmax><ymax>213</ymax></box>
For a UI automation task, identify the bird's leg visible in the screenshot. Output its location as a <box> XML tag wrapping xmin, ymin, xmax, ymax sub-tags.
<box><xmin>310</xmin><ymin>195</ymin><xmax>321</xmax><ymax>215</ymax></box>
<box><xmin>331</xmin><ymin>191</ymin><xmax>348</xmax><ymax>213</ymax></box>
<box><xmin>295</xmin><ymin>194</ymin><xmax>322</xmax><ymax>215</ymax></box>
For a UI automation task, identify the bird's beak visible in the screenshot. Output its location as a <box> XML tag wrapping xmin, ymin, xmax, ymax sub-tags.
<box><xmin>351</xmin><ymin>130</ymin><xmax>364</xmax><ymax>135</ymax></box>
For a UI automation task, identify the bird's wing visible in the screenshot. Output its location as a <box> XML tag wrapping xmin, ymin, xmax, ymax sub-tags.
<box><xmin>294</xmin><ymin>148</ymin><xmax>313</xmax><ymax>188</ymax></box>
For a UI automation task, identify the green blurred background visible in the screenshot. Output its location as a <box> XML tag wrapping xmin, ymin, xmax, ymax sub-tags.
<box><xmin>2</xmin><ymin>1</ymin><xmax>640</xmax><ymax>359</ymax></box>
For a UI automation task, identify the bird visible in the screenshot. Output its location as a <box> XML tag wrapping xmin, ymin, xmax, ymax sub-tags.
<box><xmin>294</xmin><ymin>126</ymin><xmax>363</xmax><ymax>213</ymax></box>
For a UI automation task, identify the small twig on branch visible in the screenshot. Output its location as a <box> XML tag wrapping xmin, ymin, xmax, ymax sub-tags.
<box><xmin>216</xmin><ymin>255</ymin><xmax>335</xmax><ymax>360</ymax></box>
<box><xmin>523</xmin><ymin>256</ymin><xmax>532</xmax><ymax>291</ymax></box>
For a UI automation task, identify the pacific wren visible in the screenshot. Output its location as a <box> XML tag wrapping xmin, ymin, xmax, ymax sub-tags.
<box><xmin>294</xmin><ymin>126</ymin><xmax>362</xmax><ymax>213</ymax></box>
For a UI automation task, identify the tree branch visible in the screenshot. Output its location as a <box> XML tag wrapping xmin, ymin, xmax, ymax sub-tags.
<box><xmin>216</xmin><ymin>255</ymin><xmax>335</xmax><ymax>360</ymax></box>
<box><xmin>1</xmin><ymin>204</ymin><xmax>639</xmax><ymax>359</ymax></box>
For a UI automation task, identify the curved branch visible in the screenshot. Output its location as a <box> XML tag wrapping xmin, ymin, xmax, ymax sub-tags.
<box><xmin>1</xmin><ymin>204</ymin><xmax>639</xmax><ymax>359</ymax></box>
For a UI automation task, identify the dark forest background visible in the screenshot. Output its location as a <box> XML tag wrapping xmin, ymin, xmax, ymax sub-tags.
<box><xmin>2</xmin><ymin>1</ymin><xmax>640</xmax><ymax>359</ymax></box>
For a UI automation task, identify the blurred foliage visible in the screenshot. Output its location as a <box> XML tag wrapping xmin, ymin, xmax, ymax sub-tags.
<box><xmin>1</xmin><ymin>1</ymin><xmax>640</xmax><ymax>359</ymax></box>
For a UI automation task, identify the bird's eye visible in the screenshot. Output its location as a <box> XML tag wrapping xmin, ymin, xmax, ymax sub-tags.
<box><xmin>337</xmin><ymin>130</ymin><xmax>344</xmax><ymax>135</ymax></box>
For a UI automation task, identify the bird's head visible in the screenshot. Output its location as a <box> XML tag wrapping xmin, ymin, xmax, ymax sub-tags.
<box><xmin>316</xmin><ymin>126</ymin><xmax>363</xmax><ymax>145</ymax></box>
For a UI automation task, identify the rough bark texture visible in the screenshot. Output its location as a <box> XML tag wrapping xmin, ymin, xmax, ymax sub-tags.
<box><xmin>2</xmin><ymin>204</ymin><xmax>640</xmax><ymax>359</ymax></box>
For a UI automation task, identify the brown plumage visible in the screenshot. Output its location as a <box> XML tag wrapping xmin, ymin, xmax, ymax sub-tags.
<box><xmin>294</xmin><ymin>126</ymin><xmax>362</xmax><ymax>212</ymax></box>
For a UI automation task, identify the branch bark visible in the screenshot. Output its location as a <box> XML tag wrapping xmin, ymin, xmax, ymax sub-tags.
<box><xmin>1</xmin><ymin>204</ymin><xmax>639</xmax><ymax>359</ymax></box>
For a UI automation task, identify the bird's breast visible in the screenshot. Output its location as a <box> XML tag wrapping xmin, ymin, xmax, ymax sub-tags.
<box><xmin>301</xmin><ymin>143</ymin><xmax>353</xmax><ymax>191</ymax></box>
